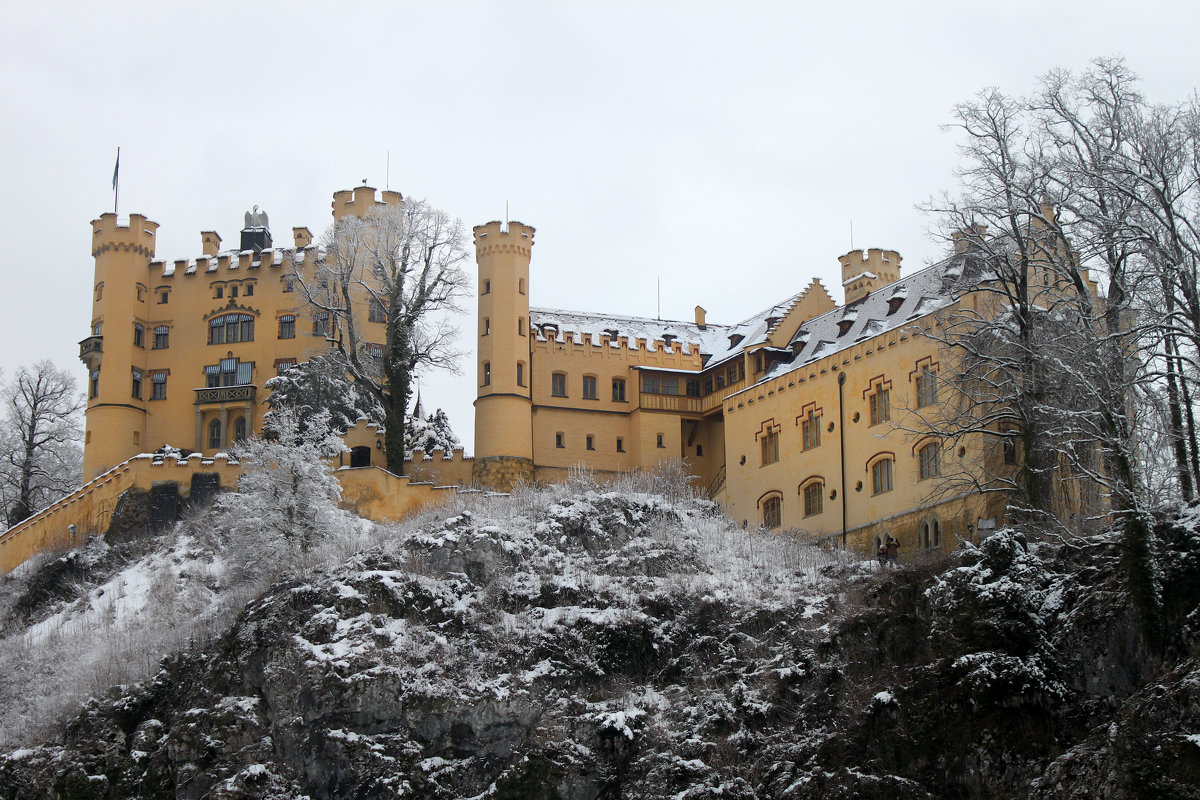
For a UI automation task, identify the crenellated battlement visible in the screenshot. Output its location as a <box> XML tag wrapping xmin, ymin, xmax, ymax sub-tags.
<box><xmin>153</xmin><ymin>244</ymin><xmax>314</xmax><ymax>278</ymax></box>
<box><xmin>531</xmin><ymin>327</ymin><xmax>705</xmax><ymax>369</ymax></box>
<box><xmin>332</xmin><ymin>185</ymin><xmax>403</xmax><ymax>222</ymax></box>
<box><xmin>473</xmin><ymin>221</ymin><xmax>535</xmax><ymax>258</ymax></box>
<box><xmin>91</xmin><ymin>212</ymin><xmax>159</xmax><ymax>258</ymax></box>
<box><xmin>839</xmin><ymin>248</ymin><xmax>902</xmax><ymax>305</ymax></box>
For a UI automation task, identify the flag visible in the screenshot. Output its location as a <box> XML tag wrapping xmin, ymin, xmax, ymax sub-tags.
<box><xmin>112</xmin><ymin>148</ymin><xmax>119</xmax><ymax>190</ymax></box>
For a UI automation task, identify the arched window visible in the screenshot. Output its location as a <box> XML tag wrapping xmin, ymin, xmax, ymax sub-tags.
<box><xmin>233</xmin><ymin>417</ymin><xmax>247</xmax><ymax>442</ymax></box>
<box><xmin>209</xmin><ymin>314</ymin><xmax>254</xmax><ymax>344</ymax></box>
<box><xmin>920</xmin><ymin>518</ymin><xmax>942</xmax><ymax>549</ymax></box>
<box><xmin>802</xmin><ymin>481</ymin><xmax>824</xmax><ymax>517</ymax></box>
<box><xmin>208</xmin><ymin>418</ymin><xmax>222</xmax><ymax>450</ymax></box>
<box><xmin>918</xmin><ymin>442</ymin><xmax>941</xmax><ymax>480</ymax></box>
<box><xmin>761</xmin><ymin>495</ymin><xmax>782</xmax><ymax>529</ymax></box>
<box><xmin>871</xmin><ymin>457</ymin><xmax>894</xmax><ymax>495</ymax></box>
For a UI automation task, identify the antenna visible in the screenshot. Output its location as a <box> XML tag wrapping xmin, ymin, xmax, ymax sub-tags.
<box><xmin>112</xmin><ymin>146</ymin><xmax>120</xmax><ymax>215</ymax></box>
<box><xmin>657</xmin><ymin>277</ymin><xmax>661</xmax><ymax>320</ymax></box>
<box><xmin>386</xmin><ymin>149</ymin><xmax>390</xmax><ymax>190</ymax></box>
<box><xmin>850</xmin><ymin>219</ymin><xmax>854</xmax><ymax>250</ymax></box>
<box><xmin>504</xmin><ymin>200</ymin><xmax>509</xmax><ymax>234</ymax></box>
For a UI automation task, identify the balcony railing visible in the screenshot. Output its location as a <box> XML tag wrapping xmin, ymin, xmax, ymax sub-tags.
<box><xmin>78</xmin><ymin>335</ymin><xmax>102</xmax><ymax>362</ymax></box>
<box><xmin>194</xmin><ymin>385</ymin><xmax>256</xmax><ymax>404</ymax></box>
<box><xmin>638</xmin><ymin>379</ymin><xmax>746</xmax><ymax>415</ymax></box>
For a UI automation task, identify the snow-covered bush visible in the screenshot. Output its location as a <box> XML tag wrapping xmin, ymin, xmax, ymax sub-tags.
<box><xmin>925</xmin><ymin>529</ymin><xmax>1067</xmax><ymax>707</ymax></box>
<box><xmin>217</xmin><ymin>409</ymin><xmax>350</xmax><ymax>566</ymax></box>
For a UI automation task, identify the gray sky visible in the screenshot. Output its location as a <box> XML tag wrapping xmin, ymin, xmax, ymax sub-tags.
<box><xmin>3</xmin><ymin>1</ymin><xmax>1197</xmax><ymax>452</ymax></box>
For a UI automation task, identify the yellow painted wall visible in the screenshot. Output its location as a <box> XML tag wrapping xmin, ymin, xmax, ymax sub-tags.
<box><xmin>83</xmin><ymin>186</ymin><xmax>395</xmax><ymax>480</ymax></box>
<box><xmin>336</xmin><ymin>466</ymin><xmax>457</xmax><ymax>522</ymax></box>
<box><xmin>0</xmin><ymin>455</ymin><xmax>242</xmax><ymax>574</ymax></box>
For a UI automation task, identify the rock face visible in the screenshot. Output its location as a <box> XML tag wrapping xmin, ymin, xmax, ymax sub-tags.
<box><xmin>1</xmin><ymin>490</ymin><xmax>1198</xmax><ymax>799</ymax></box>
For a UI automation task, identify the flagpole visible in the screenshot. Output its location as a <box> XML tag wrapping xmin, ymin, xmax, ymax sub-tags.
<box><xmin>112</xmin><ymin>147</ymin><xmax>120</xmax><ymax>216</ymax></box>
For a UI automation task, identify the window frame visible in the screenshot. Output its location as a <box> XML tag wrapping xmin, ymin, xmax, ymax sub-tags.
<box><xmin>612</xmin><ymin>378</ymin><xmax>626</xmax><ymax>402</ymax></box>
<box><xmin>871</xmin><ymin>458</ymin><xmax>894</xmax><ymax>495</ymax></box>
<box><xmin>551</xmin><ymin>372</ymin><xmax>567</xmax><ymax>397</ymax></box>
<box><xmin>803</xmin><ymin>481</ymin><xmax>824</xmax><ymax>517</ymax></box>
<box><xmin>918</xmin><ymin>441</ymin><xmax>942</xmax><ymax>480</ymax></box>
<box><xmin>760</xmin><ymin>427</ymin><xmax>780</xmax><ymax>466</ymax></box>
<box><xmin>761</xmin><ymin>495</ymin><xmax>782</xmax><ymax>529</ymax></box>
<box><xmin>582</xmin><ymin>375</ymin><xmax>598</xmax><ymax>400</ymax></box>
<box><xmin>869</xmin><ymin>386</ymin><xmax>891</xmax><ymax>426</ymax></box>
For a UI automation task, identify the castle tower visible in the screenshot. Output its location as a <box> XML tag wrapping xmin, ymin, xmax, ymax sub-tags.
<box><xmin>839</xmin><ymin>248</ymin><xmax>901</xmax><ymax>305</ymax></box>
<box><xmin>471</xmin><ymin>220</ymin><xmax>535</xmax><ymax>490</ymax></box>
<box><xmin>331</xmin><ymin>185</ymin><xmax>403</xmax><ymax>222</ymax></box>
<box><xmin>81</xmin><ymin>213</ymin><xmax>159</xmax><ymax>478</ymax></box>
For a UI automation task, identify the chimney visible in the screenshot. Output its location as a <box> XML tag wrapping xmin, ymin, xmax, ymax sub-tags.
<box><xmin>695</xmin><ymin>305</ymin><xmax>707</xmax><ymax>329</ymax></box>
<box><xmin>293</xmin><ymin>227</ymin><xmax>313</xmax><ymax>248</ymax></box>
<box><xmin>201</xmin><ymin>231</ymin><xmax>222</xmax><ymax>256</ymax></box>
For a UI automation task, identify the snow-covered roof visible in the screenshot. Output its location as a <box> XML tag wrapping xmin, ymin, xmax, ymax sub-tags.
<box><xmin>528</xmin><ymin>309</ymin><xmax>731</xmax><ymax>356</ymax></box>
<box><xmin>154</xmin><ymin>245</ymin><xmax>313</xmax><ymax>278</ymax></box>
<box><xmin>529</xmin><ymin>250</ymin><xmax>964</xmax><ymax>380</ymax></box>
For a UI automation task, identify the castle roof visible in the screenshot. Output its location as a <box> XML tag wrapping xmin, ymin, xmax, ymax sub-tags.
<box><xmin>529</xmin><ymin>250</ymin><xmax>965</xmax><ymax>378</ymax></box>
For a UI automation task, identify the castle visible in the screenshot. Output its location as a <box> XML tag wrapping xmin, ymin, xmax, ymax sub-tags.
<box><xmin>471</xmin><ymin>221</ymin><xmax>1037</xmax><ymax>551</ymax></box>
<box><xmin>6</xmin><ymin>184</ymin><xmax>1097</xmax><ymax>573</ymax></box>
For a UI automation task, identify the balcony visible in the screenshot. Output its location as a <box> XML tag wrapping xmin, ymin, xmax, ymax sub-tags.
<box><xmin>78</xmin><ymin>335</ymin><xmax>102</xmax><ymax>366</ymax></box>
<box><xmin>638</xmin><ymin>379</ymin><xmax>746</xmax><ymax>416</ymax></box>
<box><xmin>194</xmin><ymin>385</ymin><xmax>256</xmax><ymax>405</ymax></box>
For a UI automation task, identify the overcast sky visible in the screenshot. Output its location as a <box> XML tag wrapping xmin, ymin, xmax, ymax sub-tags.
<box><xmin>3</xmin><ymin>1</ymin><xmax>1197</xmax><ymax>452</ymax></box>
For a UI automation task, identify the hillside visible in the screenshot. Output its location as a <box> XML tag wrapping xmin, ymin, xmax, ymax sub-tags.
<box><xmin>0</xmin><ymin>476</ymin><xmax>1197</xmax><ymax>799</ymax></box>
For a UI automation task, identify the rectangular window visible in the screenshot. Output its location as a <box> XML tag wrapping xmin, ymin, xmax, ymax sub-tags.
<box><xmin>276</xmin><ymin>360</ymin><xmax>296</xmax><ymax>376</ymax></box>
<box><xmin>367</xmin><ymin>344</ymin><xmax>384</xmax><ymax>375</ymax></box>
<box><xmin>89</xmin><ymin>369</ymin><xmax>100</xmax><ymax>399</ymax></box>
<box><xmin>802</xmin><ymin>413</ymin><xmax>821</xmax><ymax>450</ymax></box>
<box><xmin>133</xmin><ymin>324</ymin><xmax>144</xmax><ymax>348</ymax></box>
<box><xmin>552</xmin><ymin>372</ymin><xmax>567</xmax><ymax>397</ymax></box>
<box><xmin>516</xmin><ymin>361</ymin><xmax>525</xmax><ymax>387</ymax></box>
<box><xmin>555</xmin><ymin>432</ymin><xmax>564</xmax><ymax>449</ymax></box>
<box><xmin>231</xmin><ymin>285</ymin><xmax>239</xmax><ymax>298</ymax></box>
<box><xmin>159</xmin><ymin>291</ymin><xmax>168</xmax><ymax>304</ymax></box>
<box><xmin>582</xmin><ymin>375</ymin><xmax>598</xmax><ymax>400</ymax></box>
<box><xmin>870</xmin><ymin>387</ymin><xmax>891</xmax><ymax>426</ymax></box>
<box><xmin>917</xmin><ymin>366</ymin><xmax>938</xmax><ymax>407</ymax></box>
<box><xmin>612</xmin><ymin>378</ymin><xmax>626</xmax><ymax>402</ymax></box>
<box><xmin>760</xmin><ymin>428</ymin><xmax>779</xmax><ymax>465</ymax></box>
<box><xmin>313</xmin><ymin>312</ymin><xmax>329</xmax><ymax>336</ymax></box>
<box><xmin>656</xmin><ymin>433</ymin><xmax>665</xmax><ymax>448</ymax></box>
<box><xmin>245</xmin><ymin>284</ymin><xmax>253</xmax><ymax>297</ymax></box>
<box><xmin>686</xmin><ymin>379</ymin><xmax>701</xmax><ymax>397</ymax></box>
<box><xmin>703</xmin><ymin>377</ymin><xmax>714</xmax><ymax>395</ymax></box>
<box><xmin>279</xmin><ymin>315</ymin><xmax>295</xmax><ymax>339</ymax></box>
<box><xmin>151</xmin><ymin>373</ymin><xmax>166</xmax><ymax>401</ymax></box>
<box><xmin>616</xmin><ymin>437</ymin><xmax>625</xmax><ymax>453</ymax></box>
<box><xmin>131</xmin><ymin>370</ymin><xmax>143</xmax><ymax>399</ymax></box>
<box><xmin>153</xmin><ymin>326</ymin><xmax>169</xmax><ymax>349</ymax></box>
<box><xmin>716</xmin><ymin>372</ymin><xmax>726</xmax><ymax>389</ymax></box>
<box><xmin>586</xmin><ymin>435</ymin><xmax>595</xmax><ymax>451</ymax></box>
<box><xmin>696</xmin><ymin>444</ymin><xmax>703</xmax><ymax>457</ymax></box>
<box><xmin>804</xmin><ymin>483</ymin><xmax>823</xmax><ymax>516</ymax></box>
<box><xmin>872</xmin><ymin>459</ymin><xmax>894</xmax><ymax>495</ymax></box>
<box><xmin>283</xmin><ymin>275</ymin><xmax>295</xmax><ymax>293</ymax></box>
<box><xmin>369</xmin><ymin>299</ymin><xmax>386</xmax><ymax>323</ymax></box>
<box><xmin>214</xmin><ymin>286</ymin><xmax>223</xmax><ymax>299</ymax></box>
<box><xmin>482</xmin><ymin>280</ymin><xmax>491</xmax><ymax>295</ymax></box>
<box><xmin>642</xmin><ymin>374</ymin><xmax>660</xmax><ymax>394</ymax></box>
<box><xmin>660</xmin><ymin>376</ymin><xmax>679</xmax><ymax>395</ymax></box>
<box><xmin>483</xmin><ymin>362</ymin><xmax>491</xmax><ymax>386</ymax></box>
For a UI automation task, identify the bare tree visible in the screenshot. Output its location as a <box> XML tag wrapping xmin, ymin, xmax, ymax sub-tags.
<box><xmin>294</xmin><ymin>197</ymin><xmax>470</xmax><ymax>473</ymax></box>
<box><xmin>921</xmin><ymin>58</ymin><xmax>1200</xmax><ymax>647</ymax></box>
<box><xmin>0</xmin><ymin>361</ymin><xmax>84</xmax><ymax>527</ymax></box>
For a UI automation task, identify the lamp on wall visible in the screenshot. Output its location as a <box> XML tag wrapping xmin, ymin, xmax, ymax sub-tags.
<box><xmin>376</xmin><ymin>439</ymin><xmax>382</xmax><ymax>450</ymax></box>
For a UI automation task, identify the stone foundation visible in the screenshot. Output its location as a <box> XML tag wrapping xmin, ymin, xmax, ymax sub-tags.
<box><xmin>471</xmin><ymin>456</ymin><xmax>535</xmax><ymax>492</ymax></box>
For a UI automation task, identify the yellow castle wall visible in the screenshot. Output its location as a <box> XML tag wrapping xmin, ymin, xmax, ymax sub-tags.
<box><xmin>83</xmin><ymin>186</ymin><xmax>396</xmax><ymax>480</ymax></box>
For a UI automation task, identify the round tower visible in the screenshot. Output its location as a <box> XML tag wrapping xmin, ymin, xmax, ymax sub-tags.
<box><xmin>81</xmin><ymin>212</ymin><xmax>158</xmax><ymax>478</ymax></box>
<box><xmin>471</xmin><ymin>220</ymin><xmax>534</xmax><ymax>490</ymax></box>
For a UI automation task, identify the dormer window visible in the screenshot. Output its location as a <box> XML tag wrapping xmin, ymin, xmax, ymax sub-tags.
<box><xmin>887</xmin><ymin>296</ymin><xmax>905</xmax><ymax>315</ymax></box>
<box><xmin>837</xmin><ymin>319</ymin><xmax>854</xmax><ymax>337</ymax></box>
<box><xmin>728</xmin><ymin>333</ymin><xmax>744</xmax><ymax>348</ymax></box>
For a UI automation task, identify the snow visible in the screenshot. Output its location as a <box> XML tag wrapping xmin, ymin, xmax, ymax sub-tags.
<box><xmin>874</xmin><ymin>691</ymin><xmax>895</xmax><ymax>704</ymax></box>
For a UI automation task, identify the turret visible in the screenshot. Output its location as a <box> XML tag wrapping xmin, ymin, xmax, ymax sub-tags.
<box><xmin>471</xmin><ymin>220</ymin><xmax>535</xmax><ymax>489</ymax></box>
<box><xmin>839</xmin><ymin>248</ymin><xmax>901</xmax><ymax>305</ymax></box>
<box><xmin>82</xmin><ymin>212</ymin><xmax>158</xmax><ymax>478</ymax></box>
<box><xmin>331</xmin><ymin>185</ymin><xmax>403</xmax><ymax>222</ymax></box>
